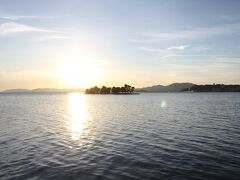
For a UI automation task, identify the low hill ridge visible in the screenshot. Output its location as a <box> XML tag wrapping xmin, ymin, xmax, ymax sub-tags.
<box><xmin>136</xmin><ymin>83</ymin><xmax>196</xmax><ymax>92</ymax></box>
<box><xmin>1</xmin><ymin>88</ymin><xmax>83</xmax><ymax>93</ymax></box>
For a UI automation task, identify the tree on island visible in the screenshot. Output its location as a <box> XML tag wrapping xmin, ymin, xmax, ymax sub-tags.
<box><xmin>85</xmin><ymin>86</ymin><xmax>100</xmax><ymax>94</ymax></box>
<box><xmin>86</xmin><ymin>84</ymin><xmax>135</xmax><ymax>94</ymax></box>
<box><xmin>100</xmin><ymin>86</ymin><xmax>111</xmax><ymax>94</ymax></box>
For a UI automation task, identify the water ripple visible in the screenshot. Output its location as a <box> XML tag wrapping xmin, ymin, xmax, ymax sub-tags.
<box><xmin>0</xmin><ymin>93</ymin><xmax>240</xmax><ymax>179</ymax></box>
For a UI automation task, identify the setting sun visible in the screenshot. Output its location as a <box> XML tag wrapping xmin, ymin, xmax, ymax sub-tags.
<box><xmin>56</xmin><ymin>54</ymin><xmax>101</xmax><ymax>88</ymax></box>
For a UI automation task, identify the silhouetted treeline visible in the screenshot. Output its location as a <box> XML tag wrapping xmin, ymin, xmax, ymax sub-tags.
<box><xmin>86</xmin><ymin>84</ymin><xmax>135</xmax><ymax>94</ymax></box>
<box><xmin>182</xmin><ymin>84</ymin><xmax>240</xmax><ymax>92</ymax></box>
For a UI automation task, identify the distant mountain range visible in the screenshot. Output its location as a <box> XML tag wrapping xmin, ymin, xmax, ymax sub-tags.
<box><xmin>2</xmin><ymin>83</ymin><xmax>240</xmax><ymax>93</ymax></box>
<box><xmin>1</xmin><ymin>88</ymin><xmax>83</xmax><ymax>93</ymax></box>
<box><xmin>2</xmin><ymin>84</ymin><xmax>194</xmax><ymax>93</ymax></box>
<box><xmin>136</xmin><ymin>83</ymin><xmax>195</xmax><ymax>92</ymax></box>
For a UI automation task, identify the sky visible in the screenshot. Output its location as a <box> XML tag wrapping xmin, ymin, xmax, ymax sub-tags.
<box><xmin>0</xmin><ymin>0</ymin><xmax>240</xmax><ymax>90</ymax></box>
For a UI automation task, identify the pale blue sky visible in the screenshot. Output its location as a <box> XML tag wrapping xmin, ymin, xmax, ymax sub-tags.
<box><xmin>0</xmin><ymin>0</ymin><xmax>240</xmax><ymax>89</ymax></box>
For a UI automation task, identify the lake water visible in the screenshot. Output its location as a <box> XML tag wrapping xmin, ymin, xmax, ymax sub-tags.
<box><xmin>0</xmin><ymin>93</ymin><xmax>240</xmax><ymax>180</ymax></box>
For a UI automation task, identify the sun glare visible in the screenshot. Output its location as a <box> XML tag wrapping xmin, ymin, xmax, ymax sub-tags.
<box><xmin>68</xmin><ymin>93</ymin><xmax>91</xmax><ymax>140</ymax></box>
<box><xmin>57</xmin><ymin>54</ymin><xmax>101</xmax><ymax>88</ymax></box>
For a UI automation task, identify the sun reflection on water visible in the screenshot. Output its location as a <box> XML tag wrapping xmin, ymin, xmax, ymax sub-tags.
<box><xmin>68</xmin><ymin>93</ymin><xmax>91</xmax><ymax>140</ymax></box>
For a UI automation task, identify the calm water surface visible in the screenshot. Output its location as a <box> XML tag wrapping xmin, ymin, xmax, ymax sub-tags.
<box><xmin>0</xmin><ymin>93</ymin><xmax>240</xmax><ymax>180</ymax></box>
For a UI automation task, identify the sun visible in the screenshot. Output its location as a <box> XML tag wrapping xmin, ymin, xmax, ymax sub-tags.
<box><xmin>56</xmin><ymin>54</ymin><xmax>101</xmax><ymax>88</ymax></box>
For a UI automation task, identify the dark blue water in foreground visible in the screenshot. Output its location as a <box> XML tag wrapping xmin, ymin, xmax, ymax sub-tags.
<box><xmin>0</xmin><ymin>93</ymin><xmax>240</xmax><ymax>180</ymax></box>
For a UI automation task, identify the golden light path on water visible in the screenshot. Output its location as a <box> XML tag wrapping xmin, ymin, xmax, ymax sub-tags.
<box><xmin>67</xmin><ymin>93</ymin><xmax>91</xmax><ymax>140</ymax></box>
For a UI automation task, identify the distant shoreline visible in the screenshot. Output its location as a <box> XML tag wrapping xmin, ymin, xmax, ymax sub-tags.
<box><xmin>1</xmin><ymin>83</ymin><xmax>240</xmax><ymax>94</ymax></box>
<box><xmin>85</xmin><ymin>92</ymin><xmax>140</xmax><ymax>95</ymax></box>
<box><xmin>1</xmin><ymin>91</ymin><xmax>240</xmax><ymax>95</ymax></box>
<box><xmin>137</xmin><ymin>83</ymin><xmax>240</xmax><ymax>93</ymax></box>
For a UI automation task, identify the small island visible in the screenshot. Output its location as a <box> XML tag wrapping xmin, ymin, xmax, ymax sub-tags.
<box><xmin>86</xmin><ymin>84</ymin><xmax>138</xmax><ymax>94</ymax></box>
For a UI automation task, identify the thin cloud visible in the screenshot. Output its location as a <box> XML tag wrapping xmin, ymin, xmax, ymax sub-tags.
<box><xmin>160</xmin><ymin>54</ymin><xmax>240</xmax><ymax>60</ymax></box>
<box><xmin>140</xmin><ymin>46</ymin><xmax>186</xmax><ymax>58</ymax></box>
<box><xmin>139</xmin><ymin>46</ymin><xmax>163</xmax><ymax>52</ymax></box>
<box><xmin>1</xmin><ymin>15</ymin><xmax>59</xmax><ymax>21</ymax></box>
<box><xmin>34</xmin><ymin>35</ymin><xmax>70</xmax><ymax>42</ymax></box>
<box><xmin>139</xmin><ymin>45</ymin><xmax>240</xmax><ymax>60</ymax></box>
<box><xmin>140</xmin><ymin>45</ymin><xmax>189</xmax><ymax>52</ymax></box>
<box><xmin>139</xmin><ymin>23</ymin><xmax>240</xmax><ymax>42</ymax></box>
<box><xmin>167</xmin><ymin>45</ymin><xmax>189</xmax><ymax>50</ymax></box>
<box><xmin>0</xmin><ymin>22</ymin><xmax>57</xmax><ymax>35</ymax></box>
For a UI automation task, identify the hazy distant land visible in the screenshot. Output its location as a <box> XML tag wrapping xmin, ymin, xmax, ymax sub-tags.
<box><xmin>136</xmin><ymin>83</ymin><xmax>240</xmax><ymax>92</ymax></box>
<box><xmin>137</xmin><ymin>83</ymin><xmax>240</xmax><ymax>92</ymax></box>
<box><xmin>136</xmin><ymin>83</ymin><xmax>195</xmax><ymax>92</ymax></box>
<box><xmin>1</xmin><ymin>83</ymin><xmax>240</xmax><ymax>94</ymax></box>
<box><xmin>0</xmin><ymin>88</ymin><xmax>84</xmax><ymax>94</ymax></box>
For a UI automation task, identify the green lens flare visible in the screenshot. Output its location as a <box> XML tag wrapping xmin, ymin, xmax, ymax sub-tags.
<box><xmin>160</xmin><ymin>100</ymin><xmax>167</xmax><ymax>108</ymax></box>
